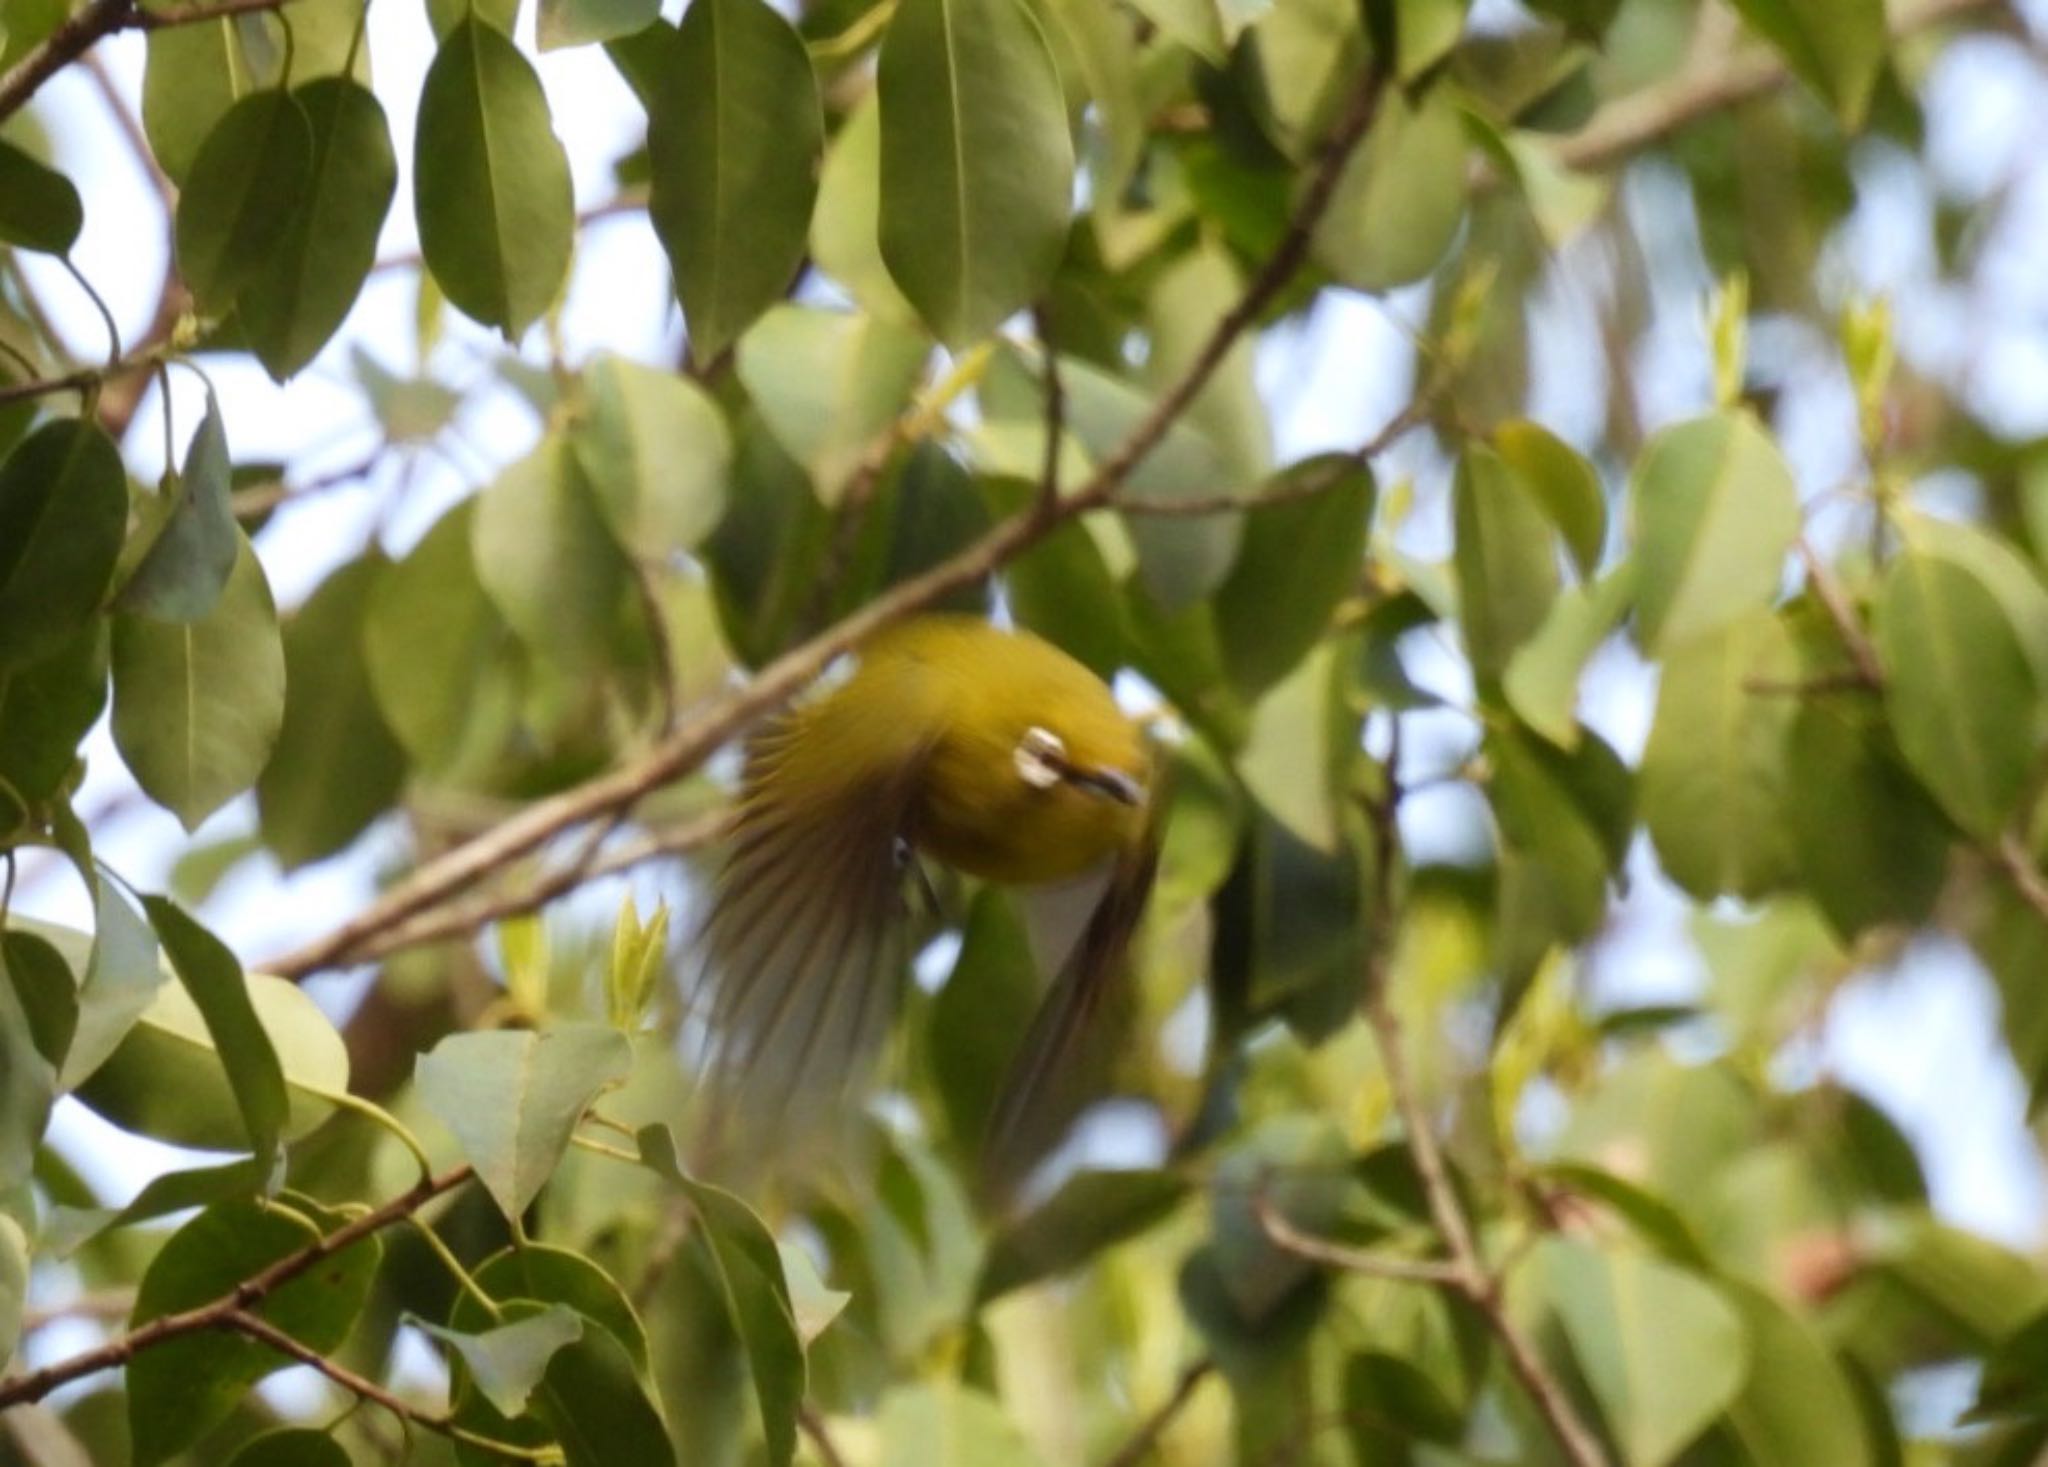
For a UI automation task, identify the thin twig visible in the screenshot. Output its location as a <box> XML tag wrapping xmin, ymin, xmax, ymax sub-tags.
<box><xmin>1097</xmin><ymin>1358</ymin><xmax>1215</xmax><ymax>1467</ymax></box>
<box><xmin>219</xmin><ymin>1311</ymin><xmax>548</xmax><ymax>1462</ymax></box>
<box><xmin>798</xmin><ymin>1404</ymin><xmax>851</xmax><ymax>1467</ymax></box>
<box><xmin>0</xmin><ymin>1166</ymin><xmax>474</xmax><ymax>1408</ymax></box>
<box><xmin>1251</xmin><ymin>1195</ymin><xmax>1462</xmax><ymax>1285</ymax></box>
<box><xmin>1795</xmin><ymin>537</ymin><xmax>1886</xmax><ymax>689</ymax></box>
<box><xmin>0</xmin><ymin>0</ymin><xmax>294</xmax><ymax>126</ymax></box>
<box><xmin>1994</xmin><ymin>833</ymin><xmax>2048</xmax><ymax>927</ymax></box>
<box><xmin>1354</xmin><ymin>730</ymin><xmax>1612</xmax><ymax>1467</ymax></box>
<box><xmin>1033</xmin><ymin>304</ymin><xmax>1065</xmax><ymax>509</ymax></box>
<box><xmin>127</xmin><ymin>0</ymin><xmax>295</xmax><ymax>27</ymax></box>
<box><xmin>262</xmin><ymin>57</ymin><xmax>1395</xmax><ymax>985</ymax></box>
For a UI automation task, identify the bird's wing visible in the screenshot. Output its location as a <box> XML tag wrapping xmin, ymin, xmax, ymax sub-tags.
<box><xmin>693</xmin><ymin>715</ymin><xmax>930</xmax><ymax>1161</ymax></box>
<box><xmin>979</xmin><ymin>824</ymin><xmax>1161</xmax><ymax>1206</ymax></box>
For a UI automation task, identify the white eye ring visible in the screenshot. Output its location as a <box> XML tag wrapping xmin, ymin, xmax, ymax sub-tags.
<box><xmin>1015</xmin><ymin>726</ymin><xmax>1066</xmax><ymax>789</ymax></box>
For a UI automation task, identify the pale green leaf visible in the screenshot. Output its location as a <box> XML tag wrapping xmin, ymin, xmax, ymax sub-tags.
<box><xmin>574</xmin><ymin>353</ymin><xmax>731</xmax><ymax>558</ymax></box>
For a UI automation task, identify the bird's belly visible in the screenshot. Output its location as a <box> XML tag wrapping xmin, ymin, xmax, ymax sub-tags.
<box><xmin>912</xmin><ymin>789</ymin><xmax>1129</xmax><ymax>886</ymax></box>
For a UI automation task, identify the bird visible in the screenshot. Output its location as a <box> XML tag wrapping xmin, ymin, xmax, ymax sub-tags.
<box><xmin>692</xmin><ymin>614</ymin><xmax>1160</xmax><ymax>1196</ymax></box>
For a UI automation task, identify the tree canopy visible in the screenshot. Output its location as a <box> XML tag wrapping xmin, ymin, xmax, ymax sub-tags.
<box><xmin>4</xmin><ymin>0</ymin><xmax>2048</xmax><ymax>1464</ymax></box>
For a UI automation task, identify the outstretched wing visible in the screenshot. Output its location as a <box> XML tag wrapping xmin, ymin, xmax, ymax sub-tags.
<box><xmin>979</xmin><ymin>823</ymin><xmax>1161</xmax><ymax>1206</ymax></box>
<box><xmin>694</xmin><ymin>714</ymin><xmax>929</xmax><ymax>1161</ymax></box>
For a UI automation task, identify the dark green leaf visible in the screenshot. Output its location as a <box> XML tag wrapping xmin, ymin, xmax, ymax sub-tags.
<box><xmin>141</xmin><ymin>895</ymin><xmax>287</xmax><ymax>1163</ymax></box>
<box><xmin>0</xmin><ymin>418</ymin><xmax>128</xmax><ymax>671</ymax></box>
<box><xmin>256</xmin><ymin>555</ymin><xmax>407</xmax><ymax>869</ymax></box>
<box><xmin>701</xmin><ymin>413</ymin><xmax>832</xmax><ymax>665</ymax></box>
<box><xmin>0</xmin><ymin>945</ymin><xmax>55</xmax><ymax>1189</ymax></box>
<box><xmin>415</xmin><ymin>1025</ymin><xmax>634</xmax><ymax>1219</ymax></box>
<box><xmin>1728</xmin><ymin>0</ymin><xmax>1886</xmax><ymax>126</ymax></box>
<box><xmin>1214</xmin><ymin>456</ymin><xmax>1373</xmax><ymax>695</ymax></box>
<box><xmin>928</xmin><ymin>888</ymin><xmax>1042</xmax><ymax>1152</ymax></box>
<box><xmin>175</xmin><ymin>88</ymin><xmax>314</xmax><ymax>315</ymax></box>
<box><xmin>142</xmin><ymin>18</ymin><xmax>266</xmax><ymax>185</ymax></box>
<box><xmin>3</xmin><ymin>930</ymin><xmax>75</xmax><ymax>1073</ymax></box>
<box><xmin>530</xmin><ymin>1320</ymin><xmax>676</xmax><ymax>1467</ymax></box>
<box><xmin>648</xmin><ymin>0</ymin><xmax>822</xmax><ymax>360</ymax></box>
<box><xmin>111</xmin><ymin>534</ymin><xmax>286</xmax><ymax>831</ymax></box>
<box><xmin>119</xmin><ymin>393</ymin><xmax>237</xmax><ymax>622</ymax></box>
<box><xmin>877</xmin><ymin>0</ymin><xmax>1075</xmax><ymax>347</ymax></box>
<box><xmin>637</xmin><ymin>1124</ymin><xmax>804</xmax><ymax>1466</ymax></box>
<box><xmin>415</xmin><ymin>17</ymin><xmax>575</xmax><ymax>335</ymax></box>
<box><xmin>0</xmin><ymin>139</ymin><xmax>82</xmax><ymax>254</ymax></box>
<box><xmin>1629</xmin><ymin>411</ymin><xmax>1799</xmax><ymax>654</ymax></box>
<box><xmin>472</xmin><ymin>435</ymin><xmax>629</xmax><ymax>663</ymax></box>
<box><xmin>453</xmin><ymin>1244</ymin><xmax>652</xmax><ymax>1370</ymax></box>
<box><xmin>0</xmin><ymin>621</ymin><xmax>107</xmax><ymax>802</ymax></box>
<box><xmin>225</xmin><ymin>1429</ymin><xmax>353</xmax><ymax>1467</ymax></box>
<box><xmin>241</xmin><ymin>79</ymin><xmax>399</xmax><ymax>380</ymax></box>
<box><xmin>977</xmin><ymin>1169</ymin><xmax>1189</xmax><ymax>1303</ymax></box>
<box><xmin>128</xmin><ymin>1197</ymin><xmax>381</xmax><ymax>1466</ymax></box>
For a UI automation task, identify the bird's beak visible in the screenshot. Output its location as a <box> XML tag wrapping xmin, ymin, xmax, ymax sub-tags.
<box><xmin>1065</xmin><ymin>766</ymin><xmax>1144</xmax><ymax>806</ymax></box>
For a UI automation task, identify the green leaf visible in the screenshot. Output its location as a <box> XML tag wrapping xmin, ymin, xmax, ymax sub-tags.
<box><xmin>0</xmin><ymin>621</ymin><xmax>108</xmax><ymax>802</ymax></box>
<box><xmin>0</xmin><ymin>1212</ymin><xmax>25</xmax><ymax>1362</ymax></box>
<box><xmin>141</xmin><ymin>895</ymin><xmax>286</xmax><ymax>1161</ymax></box>
<box><xmin>1639</xmin><ymin>611</ymin><xmax>1800</xmax><ymax>901</ymax></box>
<box><xmin>1503</xmin><ymin>564</ymin><xmax>1636</xmax><ymax>748</ymax></box>
<box><xmin>1728</xmin><ymin>0</ymin><xmax>1886</xmax><ymax>126</ymax></box>
<box><xmin>733</xmin><ymin>305</ymin><xmax>929</xmax><ymax>502</ymax></box>
<box><xmin>877</xmin><ymin>1382</ymin><xmax>1046</xmax><ymax>1467</ymax></box>
<box><xmin>453</xmin><ymin>1244</ymin><xmax>651</xmax><ymax>1369</ymax></box>
<box><xmin>1874</xmin><ymin>548</ymin><xmax>2038</xmax><ymax>838</ymax></box>
<box><xmin>573</xmin><ymin>353</ymin><xmax>732</xmax><ymax>559</ymax></box>
<box><xmin>926</xmin><ymin>888</ymin><xmax>1043</xmax><ymax>1150</ymax></box>
<box><xmin>776</xmin><ymin>1240</ymin><xmax>850</xmax><ymax>1346</ymax></box>
<box><xmin>1534</xmin><ymin>1237</ymin><xmax>1748</xmax><ymax>1467</ymax></box>
<box><xmin>1974</xmin><ymin>1308</ymin><xmax>2048</xmax><ymax>1422</ymax></box>
<box><xmin>143</xmin><ymin>18</ymin><xmax>266</xmax><ymax>185</ymax></box>
<box><xmin>363</xmin><ymin>500</ymin><xmax>520</xmax><ymax>771</ymax></box>
<box><xmin>415</xmin><ymin>17</ymin><xmax>575</xmax><ymax>335</ymax></box>
<box><xmin>60</xmin><ymin>874</ymin><xmax>166</xmax><ymax>1090</ymax></box>
<box><xmin>256</xmin><ymin>555</ymin><xmax>408</xmax><ymax>869</ymax></box>
<box><xmin>241</xmin><ymin>79</ymin><xmax>399</xmax><ymax>381</ymax></box>
<box><xmin>1717</xmin><ymin>1280</ymin><xmax>1874</xmax><ymax>1467</ymax></box>
<box><xmin>1629</xmin><ymin>411</ymin><xmax>1799</xmax><ymax>654</ymax></box>
<box><xmin>648</xmin><ymin>0</ymin><xmax>822</xmax><ymax>360</ymax></box>
<box><xmin>1493</xmin><ymin>419</ymin><xmax>1605</xmax><ymax>578</ymax></box>
<box><xmin>1312</xmin><ymin>80</ymin><xmax>1467</xmax><ymax>290</ymax></box>
<box><xmin>810</xmin><ymin>92</ymin><xmax>921</xmax><ymax>325</ymax></box>
<box><xmin>119</xmin><ymin>392</ymin><xmax>237</xmax><ymax>622</ymax></box>
<box><xmin>3</xmin><ymin>929</ymin><xmax>76</xmax><ymax>1072</ymax></box>
<box><xmin>415</xmin><ymin>1025</ymin><xmax>634</xmax><ymax>1219</ymax></box>
<box><xmin>42</xmin><ymin>1156</ymin><xmax>271</xmax><ymax>1258</ymax></box>
<box><xmin>1210</xmin><ymin>1115</ymin><xmax>1350</xmax><ymax>1323</ymax></box>
<box><xmin>73</xmin><ymin>968</ymin><xmax>348</xmax><ymax>1151</ymax></box>
<box><xmin>1214</xmin><ymin>457</ymin><xmax>1372</xmax><ymax>696</ymax></box>
<box><xmin>1489</xmin><ymin>722</ymin><xmax>1630</xmax><ymax>966</ymax></box>
<box><xmin>976</xmin><ymin>1169</ymin><xmax>1189</xmax><ymax>1303</ymax></box>
<box><xmin>527</xmin><ymin>1320</ymin><xmax>677</xmax><ymax>1467</ymax></box>
<box><xmin>1453</xmin><ymin>441</ymin><xmax>1561</xmax><ymax>688</ymax></box>
<box><xmin>877</xmin><ymin>0</ymin><xmax>1075</xmax><ymax>347</ymax></box>
<box><xmin>111</xmin><ymin>534</ymin><xmax>286</xmax><ymax>832</ymax></box>
<box><xmin>0</xmin><ymin>418</ymin><xmax>128</xmax><ymax>671</ymax></box>
<box><xmin>700</xmin><ymin>413</ymin><xmax>832</xmax><ymax>664</ymax></box>
<box><xmin>0</xmin><ymin>139</ymin><xmax>82</xmax><ymax>254</ymax></box>
<box><xmin>637</xmin><ymin>1124</ymin><xmax>805</xmax><ymax>1466</ymax></box>
<box><xmin>416</xmin><ymin>1306</ymin><xmax>585</xmax><ymax>1417</ymax></box>
<box><xmin>538</xmin><ymin>0</ymin><xmax>657</xmax><ymax>49</ymax></box>
<box><xmin>1236</xmin><ymin>639</ymin><xmax>1353</xmax><ymax>853</ymax></box>
<box><xmin>225</xmin><ymin>1429</ymin><xmax>353</xmax><ymax>1467</ymax></box>
<box><xmin>472</xmin><ymin>435</ymin><xmax>629</xmax><ymax>663</ymax></box>
<box><xmin>0</xmin><ymin>947</ymin><xmax>55</xmax><ymax>1190</ymax></box>
<box><xmin>174</xmin><ymin>88</ymin><xmax>314</xmax><ymax>315</ymax></box>
<box><xmin>997</xmin><ymin>509</ymin><xmax>1129</xmax><ymax>680</ymax></box>
<box><xmin>128</xmin><ymin>1197</ymin><xmax>381</xmax><ymax>1466</ymax></box>
<box><xmin>1146</xmin><ymin>242</ymin><xmax>1270</xmax><ymax>479</ymax></box>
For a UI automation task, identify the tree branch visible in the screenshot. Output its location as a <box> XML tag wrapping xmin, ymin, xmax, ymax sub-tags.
<box><xmin>1252</xmin><ymin>1195</ymin><xmax>1463</xmax><ymax>1285</ymax></box>
<box><xmin>0</xmin><ymin>0</ymin><xmax>290</xmax><ymax>127</ymax></box>
<box><xmin>262</xmin><ymin>56</ymin><xmax>1394</xmax><ymax>984</ymax></box>
<box><xmin>0</xmin><ymin>1166</ymin><xmax>474</xmax><ymax>1409</ymax></box>
<box><xmin>1553</xmin><ymin>0</ymin><xmax>2011</xmax><ymax>173</ymax></box>
<box><xmin>1097</xmin><ymin>1357</ymin><xmax>1214</xmax><ymax>1467</ymax></box>
<box><xmin>1350</xmin><ymin>734</ymin><xmax>1613</xmax><ymax>1467</ymax></box>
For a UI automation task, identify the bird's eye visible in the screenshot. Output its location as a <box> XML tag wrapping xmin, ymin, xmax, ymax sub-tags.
<box><xmin>1014</xmin><ymin>725</ymin><xmax>1067</xmax><ymax>789</ymax></box>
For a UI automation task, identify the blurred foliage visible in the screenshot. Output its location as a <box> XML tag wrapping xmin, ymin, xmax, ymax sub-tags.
<box><xmin>4</xmin><ymin>0</ymin><xmax>2048</xmax><ymax>1463</ymax></box>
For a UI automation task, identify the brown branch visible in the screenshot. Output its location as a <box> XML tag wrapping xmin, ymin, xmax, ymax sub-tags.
<box><xmin>1033</xmin><ymin>304</ymin><xmax>1065</xmax><ymax>509</ymax></box>
<box><xmin>1097</xmin><ymin>1358</ymin><xmax>1215</xmax><ymax>1467</ymax></box>
<box><xmin>263</xmin><ymin>56</ymin><xmax>1394</xmax><ymax>984</ymax></box>
<box><xmin>1353</xmin><ymin>734</ymin><xmax>1612</xmax><ymax>1467</ymax></box>
<box><xmin>334</xmin><ymin>810</ymin><xmax>729</xmax><ymax>970</ymax></box>
<box><xmin>0</xmin><ymin>0</ymin><xmax>296</xmax><ymax>126</ymax></box>
<box><xmin>1553</xmin><ymin>0</ymin><xmax>2010</xmax><ymax>172</ymax></box>
<box><xmin>0</xmin><ymin>1166</ymin><xmax>474</xmax><ymax>1409</ymax></box>
<box><xmin>1994</xmin><ymin>833</ymin><xmax>2048</xmax><ymax>927</ymax></box>
<box><xmin>129</xmin><ymin>0</ymin><xmax>292</xmax><ymax>27</ymax></box>
<box><xmin>218</xmin><ymin>1312</ymin><xmax>543</xmax><ymax>1462</ymax></box>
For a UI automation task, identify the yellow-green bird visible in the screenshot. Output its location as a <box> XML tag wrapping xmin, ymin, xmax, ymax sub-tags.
<box><xmin>696</xmin><ymin>615</ymin><xmax>1159</xmax><ymax>1194</ymax></box>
